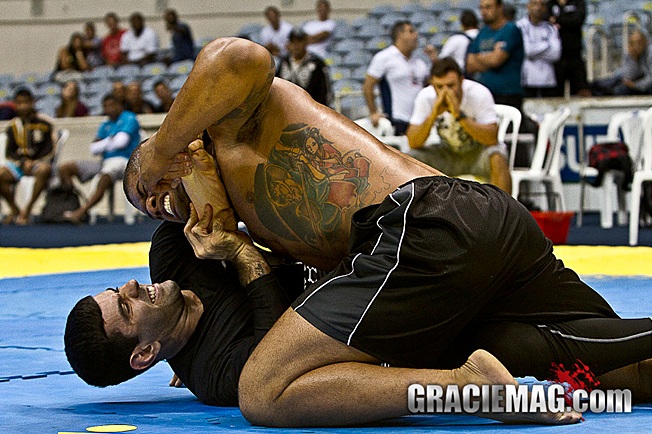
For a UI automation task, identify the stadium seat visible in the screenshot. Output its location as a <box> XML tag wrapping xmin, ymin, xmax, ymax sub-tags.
<box><xmin>114</xmin><ymin>64</ymin><xmax>141</xmax><ymax>81</ymax></box>
<box><xmin>168</xmin><ymin>59</ymin><xmax>195</xmax><ymax>77</ymax></box>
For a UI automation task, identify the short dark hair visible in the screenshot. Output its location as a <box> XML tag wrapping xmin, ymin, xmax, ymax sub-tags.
<box><xmin>288</xmin><ymin>28</ymin><xmax>307</xmax><ymax>41</ymax></box>
<box><xmin>265</xmin><ymin>5</ymin><xmax>280</xmax><ymax>15</ymax></box>
<box><xmin>104</xmin><ymin>12</ymin><xmax>118</xmax><ymax>21</ymax></box>
<box><xmin>64</xmin><ymin>296</ymin><xmax>141</xmax><ymax>387</ymax></box>
<box><xmin>124</xmin><ymin>143</ymin><xmax>142</xmax><ymax>209</ymax></box>
<box><xmin>153</xmin><ymin>79</ymin><xmax>169</xmax><ymax>89</ymax></box>
<box><xmin>390</xmin><ymin>20</ymin><xmax>412</xmax><ymax>42</ymax></box>
<box><xmin>14</xmin><ymin>88</ymin><xmax>33</xmax><ymax>100</ymax></box>
<box><xmin>430</xmin><ymin>57</ymin><xmax>463</xmax><ymax>78</ymax></box>
<box><xmin>461</xmin><ymin>9</ymin><xmax>479</xmax><ymax>28</ymax></box>
<box><xmin>102</xmin><ymin>93</ymin><xmax>118</xmax><ymax>104</ymax></box>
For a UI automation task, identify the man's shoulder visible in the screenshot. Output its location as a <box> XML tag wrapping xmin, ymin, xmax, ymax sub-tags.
<box><xmin>463</xmin><ymin>79</ymin><xmax>492</xmax><ymax>97</ymax></box>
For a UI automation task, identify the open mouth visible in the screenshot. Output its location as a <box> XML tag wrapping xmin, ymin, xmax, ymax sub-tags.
<box><xmin>146</xmin><ymin>284</ymin><xmax>158</xmax><ymax>304</ymax></box>
<box><xmin>163</xmin><ymin>194</ymin><xmax>173</xmax><ymax>216</ymax></box>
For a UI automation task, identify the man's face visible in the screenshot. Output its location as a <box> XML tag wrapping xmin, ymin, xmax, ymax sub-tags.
<box><xmin>628</xmin><ymin>32</ymin><xmax>648</xmax><ymax>59</ymax></box>
<box><xmin>94</xmin><ymin>280</ymin><xmax>185</xmax><ymax>345</ymax></box>
<box><xmin>103</xmin><ymin>98</ymin><xmax>123</xmax><ymax>120</ymax></box>
<box><xmin>527</xmin><ymin>0</ymin><xmax>548</xmax><ymax>22</ymax></box>
<box><xmin>130</xmin><ymin>16</ymin><xmax>144</xmax><ymax>32</ymax></box>
<box><xmin>105</xmin><ymin>16</ymin><xmax>118</xmax><ymax>32</ymax></box>
<box><xmin>480</xmin><ymin>0</ymin><xmax>502</xmax><ymax>26</ymax></box>
<box><xmin>398</xmin><ymin>24</ymin><xmax>419</xmax><ymax>51</ymax></box>
<box><xmin>316</xmin><ymin>1</ymin><xmax>330</xmax><ymax>20</ymax></box>
<box><xmin>266</xmin><ymin>9</ymin><xmax>280</xmax><ymax>27</ymax></box>
<box><xmin>155</xmin><ymin>83</ymin><xmax>172</xmax><ymax>101</ymax></box>
<box><xmin>432</xmin><ymin>70</ymin><xmax>464</xmax><ymax>102</ymax></box>
<box><xmin>288</xmin><ymin>37</ymin><xmax>308</xmax><ymax>59</ymax></box>
<box><xmin>126</xmin><ymin>156</ymin><xmax>192</xmax><ymax>223</ymax></box>
<box><xmin>14</xmin><ymin>95</ymin><xmax>34</xmax><ymax>118</ymax></box>
<box><xmin>126</xmin><ymin>83</ymin><xmax>141</xmax><ymax>104</ymax></box>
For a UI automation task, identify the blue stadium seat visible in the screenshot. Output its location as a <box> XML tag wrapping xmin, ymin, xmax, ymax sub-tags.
<box><xmin>35</xmin><ymin>96</ymin><xmax>59</xmax><ymax>117</ymax></box>
<box><xmin>380</xmin><ymin>14</ymin><xmax>405</xmax><ymax>29</ymax></box>
<box><xmin>419</xmin><ymin>20</ymin><xmax>443</xmax><ymax>36</ymax></box>
<box><xmin>18</xmin><ymin>71</ymin><xmax>50</xmax><ymax>86</ymax></box>
<box><xmin>35</xmin><ymin>82</ymin><xmax>62</xmax><ymax>98</ymax></box>
<box><xmin>114</xmin><ymin>64</ymin><xmax>141</xmax><ymax>81</ymax></box>
<box><xmin>168</xmin><ymin>59</ymin><xmax>195</xmax><ymax>77</ymax></box>
<box><xmin>332</xmin><ymin>39</ymin><xmax>366</xmax><ymax>55</ymax></box>
<box><xmin>329</xmin><ymin>66</ymin><xmax>352</xmax><ymax>82</ymax></box>
<box><xmin>365</xmin><ymin>36</ymin><xmax>392</xmax><ymax>53</ymax></box>
<box><xmin>85</xmin><ymin>65</ymin><xmax>115</xmax><ymax>82</ymax></box>
<box><xmin>169</xmin><ymin>75</ymin><xmax>188</xmax><ymax>92</ymax></box>
<box><xmin>86</xmin><ymin>79</ymin><xmax>113</xmax><ymax>97</ymax></box>
<box><xmin>357</xmin><ymin>22</ymin><xmax>382</xmax><ymax>39</ymax></box>
<box><xmin>351</xmin><ymin>65</ymin><xmax>369</xmax><ymax>81</ymax></box>
<box><xmin>339</xmin><ymin>50</ymin><xmax>373</xmax><ymax>68</ymax></box>
<box><xmin>140</xmin><ymin>62</ymin><xmax>168</xmax><ymax>79</ymax></box>
<box><xmin>0</xmin><ymin>74</ymin><xmax>14</xmax><ymax>86</ymax></box>
<box><xmin>332</xmin><ymin>78</ymin><xmax>363</xmax><ymax>95</ymax></box>
<box><xmin>0</xmin><ymin>85</ymin><xmax>13</xmax><ymax>101</ymax></box>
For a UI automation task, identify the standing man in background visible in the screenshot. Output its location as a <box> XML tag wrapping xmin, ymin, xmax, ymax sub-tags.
<box><xmin>101</xmin><ymin>12</ymin><xmax>126</xmax><ymax>67</ymax></box>
<box><xmin>439</xmin><ymin>9</ymin><xmax>480</xmax><ymax>72</ymax></box>
<box><xmin>163</xmin><ymin>9</ymin><xmax>196</xmax><ymax>64</ymax></box>
<box><xmin>517</xmin><ymin>0</ymin><xmax>562</xmax><ymax>97</ymax></box>
<box><xmin>363</xmin><ymin>21</ymin><xmax>435</xmax><ymax>135</ymax></box>
<box><xmin>260</xmin><ymin>6</ymin><xmax>293</xmax><ymax>58</ymax></box>
<box><xmin>120</xmin><ymin>12</ymin><xmax>160</xmax><ymax>66</ymax></box>
<box><xmin>302</xmin><ymin>0</ymin><xmax>336</xmax><ymax>60</ymax></box>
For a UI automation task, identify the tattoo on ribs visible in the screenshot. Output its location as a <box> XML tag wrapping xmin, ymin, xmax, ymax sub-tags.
<box><xmin>254</xmin><ymin>124</ymin><xmax>371</xmax><ymax>248</ymax></box>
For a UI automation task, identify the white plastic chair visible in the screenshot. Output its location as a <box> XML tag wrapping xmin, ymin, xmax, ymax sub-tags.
<box><xmin>579</xmin><ymin>110</ymin><xmax>645</xmax><ymax>228</ymax></box>
<box><xmin>511</xmin><ymin>107</ymin><xmax>571</xmax><ymax>211</ymax></box>
<box><xmin>494</xmin><ymin>104</ymin><xmax>523</xmax><ymax>171</ymax></box>
<box><xmin>629</xmin><ymin>106</ymin><xmax>652</xmax><ymax>246</ymax></box>
<box><xmin>354</xmin><ymin>116</ymin><xmax>409</xmax><ymax>153</ymax></box>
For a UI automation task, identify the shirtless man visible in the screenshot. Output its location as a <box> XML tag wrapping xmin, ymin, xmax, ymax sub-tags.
<box><xmin>126</xmin><ymin>38</ymin><xmax>651</xmax><ymax>427</ymax></box>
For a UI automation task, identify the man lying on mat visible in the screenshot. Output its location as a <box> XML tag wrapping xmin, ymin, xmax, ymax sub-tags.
<box><xmin>66</xmin><ymin>37</ymin><xmax>650</xmax><ymax>427</ymax></box>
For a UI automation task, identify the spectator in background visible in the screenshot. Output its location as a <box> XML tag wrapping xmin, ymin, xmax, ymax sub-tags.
<box><xmin>591</xmin><ymin>30</ymin><xmax>652</xmax><ymax>96</ymax></box>
<box><xmin>302</xmin><ymin>0</ymin><xmax>336</xmax><ymax>60</ymax></box>
<box><xmin>363</xmin><ymin>21</ymin><xmax>435</xmax><ymax>135</ymax></box>
<box><xmin>0</xmin><ymin>89</ymin><xmax>55</xmax><ymax>225</ymax></box>
<box><xmin>83</xmin><ymin>21</ymin><xmax>104</xmax><ymax>69</ymax></box>
<box><xmin>124</xmin><ymin>81</ymin><xmax>154</xmax><ymax>114</ymax></box>
<box><xmin>102</xmin><ymin>12</ymin><xmax>126</xmax><ymax>67</ymax></box>
<box><xmin>406</xmin><ymin>57</ymin><xmax>511</xmax><ymax>193</ymax></box>
<box><xmin>120</xmin><ymin>12</ymin><xmax>160</xmax><ymax>66</ymax></box>
<box><xmin>111</xmin><ymin>81</ymin><xmax>127</xmax><ymax>108</ymax></box>
<box><xmin>467</xmin><ymin>0</ymin><xmax>535</xmax><ymax>133</ymax></box>
<box><xmin>153</xmin><ymin>79</ymin><xmax>175</xmax><ymax>113</ymax></box>
<box><xmin>504</xmin><ymin>2</ymin><xmax>517</xmax><ymax>20</ymax></box>
<box><xmin>163</xmin><ymin>9</ymin><xmax>196</xmax><ymax>64</ymax></box>
<box><xmin>57</xmin><ymin>94</ymin><xmax>140</xmax><ymax>224</ymax></box>
<box><xmin>260</xmin><ymin>5</ymin><xmax>293</xmax><ymax>57</ymax></box>
<box><xmin>276</xmin><ymin>28</ymin><xmax>331</xmax><ymax>106</ymax></box>
<box><xmin>439</xmin><ymin>9</ymin><xmax>480</xmax><ymax>72</ymax></box>
<box><xmin>548</xmin><ymin>0</ymin><xmax>591</xmax><ymax>96</ymax></box>
<box><xmin>54</xmin><ymin>32</ymin><xmax>90</xmax><ymax>82</ymax></box>
<box><xmin>0</xmin><ymin>101</ymin><xmax>16</xmax><ymax>121</ymax></box>
<box><xmin>55</xmin><ymin>80</ymin><xmax>89</xmax><ymax>118</ymax></box>
<box><xmin>517</xmin><ymin>0</ymin><xmax>562</xmax><ymax>97</ymax></box>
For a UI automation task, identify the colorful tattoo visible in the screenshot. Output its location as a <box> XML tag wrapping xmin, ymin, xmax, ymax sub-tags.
<box><xmin>254</xmin><ymin>124</ymin><xmax>371</xmax><ymax>248</ymax></box>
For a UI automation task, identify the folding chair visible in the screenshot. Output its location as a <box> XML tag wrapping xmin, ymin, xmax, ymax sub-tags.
<box><xmin>629</xmin><ymin>106</ymin><xmax>652</xmax><ymax>245</ymax></box>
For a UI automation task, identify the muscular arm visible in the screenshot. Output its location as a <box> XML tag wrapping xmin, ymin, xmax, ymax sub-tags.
<box><xmin>140</xmin><ymin>37</ymin><xmax>276</xmax><ymax>191</ymax></box>
<box><xmin>466</xmin><ymin>46</ymin><xmax>510</xmax><ymax>74</ymax></box>
<box><xmin>363</xmin><ymin>74</ymin><xmax>381</xmax><ymax>116</ymax></box>
<box><xmin>459</xmin><ymin>117</ymin><xmax>499</xmax><ymax>146</ymax></box>
<box><xmin>406</xmin><ymin>110</ymin><xmax>438</xmax><ymax>149</ymax></box>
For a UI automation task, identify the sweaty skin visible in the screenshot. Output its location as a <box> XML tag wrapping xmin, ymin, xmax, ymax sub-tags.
<box><xmin>137</xmin><ymin>38</ymin><xmax>441</xmax><ymax>271</ymax></box>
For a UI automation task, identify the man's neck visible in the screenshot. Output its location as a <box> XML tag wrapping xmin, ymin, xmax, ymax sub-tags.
<box><xmin>394</xmin><ymin>42</ymin><xmax>414</xmax><ymax>58</ymax></box>
<box><xmin>159</xmin><ymin>291</ymin><xmax>204</xmax><ymax>360</ymax></box>
<box><xmin>489</xmin><ymin>17</ymin><xmax>507</xmax><ymax>31</ymax></box>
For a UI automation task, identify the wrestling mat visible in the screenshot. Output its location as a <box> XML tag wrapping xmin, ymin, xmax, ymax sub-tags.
<box><xmin>1</xmin><ymin>244</ymin><xmax>650</xmax><ymax>434</ymax></box>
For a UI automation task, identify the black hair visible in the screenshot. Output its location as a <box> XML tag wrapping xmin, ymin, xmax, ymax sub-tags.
<box><xmin>14</xmin><ymin>88</ymin><xmax>34</xmax><ymax>100</ymax></box>
<box><xmin>64</xmin><ymin>295</ymin><xmax>141</xmax><ymax>387</ymax></box>
<box><xmin>390</xmin><ymin>20</ymin><xmax>412</xmax><ymax>42</ymax></box>
<box><xmin>461</xmin><ymin>9</ymin><xmax>479</xmax><ymax>28</ymax></box>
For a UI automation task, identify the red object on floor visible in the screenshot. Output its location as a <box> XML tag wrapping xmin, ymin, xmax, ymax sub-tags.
<box><xmin>531</xmin><ymin>211</ymin><xmax>575</xmax><ymax>244</ymax></box>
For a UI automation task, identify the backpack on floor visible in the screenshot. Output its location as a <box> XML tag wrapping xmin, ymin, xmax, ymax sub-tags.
<box><xmin>40</xmin><ymin>185</ymin><xmax>83</xmax><ymax>224</ymax></box>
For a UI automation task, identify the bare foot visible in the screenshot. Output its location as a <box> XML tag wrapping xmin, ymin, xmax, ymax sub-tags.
<box><xmin>63</xmin><ymin>208</ymin><xmax>88</xmax><ymax>224</ymax></box>
<box><xmin>457</xmin><ymin>350</ymin><xmax>582</xmax><ymax>425</ymax></box>
<box><xmin>15</xmin><ymin>210</ymin><xmax>30</xmax><ymax>226</ymax></box>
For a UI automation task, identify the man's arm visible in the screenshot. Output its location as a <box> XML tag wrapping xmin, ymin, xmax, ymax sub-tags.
<box><xmin>466</xmin><ymin>42</ymin><xmax>510</xmax><ymax>74</ymax></box>
<box><xmin>406</xmin><ymin>90</ymin><xmax>443</xmax><ymax>149</ymax></box>
<box><xmin>363</xmin><ymin>74</ymin><xmax>383</xmax><ymax>126</ymax></box>
<box><xmin>139</xmin><ymin>37</ymin><xmax>275</xmax><ymax>192</ymax></box>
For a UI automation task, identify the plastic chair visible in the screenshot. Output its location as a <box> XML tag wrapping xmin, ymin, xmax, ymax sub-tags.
<box><xmin>494</xmin><ymin>104</ymin><xmax>523</xmax><ymax>170</ymax></box>
<box><xmin>511</xmin><ymin>107</ymin><xmax>571</xmax><ymax>211</ymax></box>
<box><xmin>629</xmin><ymin>106</ymin><xmax>652</xmax><ymax>245</ymax></box>
<box><xmin>354</xmin><ymin>116</ymin><xmax>408</xmax><ymax>152</ymax></box>
<box><xmin>580</xmin><ymin>110</ymin><xmax>645</xmax><ymax>228</ymax></box>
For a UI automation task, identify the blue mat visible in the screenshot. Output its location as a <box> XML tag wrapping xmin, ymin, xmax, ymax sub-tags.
<box><xmin>1</xmin><ymin>270</ymin><xmax>650</xmax><ymax>433</ymax></box>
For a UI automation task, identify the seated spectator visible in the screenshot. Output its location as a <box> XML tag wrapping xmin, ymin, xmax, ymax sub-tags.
<box><xmin>55</xmin><ymin>80</ymin><xmax>89</xmax><ymax>118</ymax></box>
<box><xmin>406</xmin><ymin>57</ymin><xmax>511</xmax><ymax>193</ymax></box>
<box><xmin>163</xmin><ymin>9</ymin><xmax>195</xmax><ymax>64</ymax></box>
<box><xmin>152</xmin><ymin>79</ymin><xmax>175</xmax><ymax>113</ymax></box>
<box><xmin>591</xmin><ymin>30</ymin><xmax>652</xmax><ymax>96</ymax></box>
<box><xmin>102</xmin><ymin>12</ymin><xmax>126</xmax><ymax>67</ymax></box>
<box><xmin>276</xmin><ymin>28</ymin><xmax>331</xmax><ymax>106</ymax></box>
<box><xmin>260</xmin><ymin>5</ymin><xmax>293</xmax><ymax>57</ymax></box>
<box><xmin>0</xmin><ymin>89</ymin><xmax>55</xmax><ymax>225</ymax></box>
<box><xmin>302</xmin><ymin>0</ymin><xmax>336</xmax><ymax>60</ymax></box>
<box><xmin>54</xmin><ymin>32</ymin><xmax>90</xmax><ymax>82</ymax></box>
<box><xmin>56</xmin><ymin>94</ymin><xmax>140</xmax><ymax>224</ymax></box>
<box><xmin>439</xmin><ymin>9</ymin><xmax>480</xmax><ymax>72</ymax></box>
<box><xmin>124</xmin><ymin>81</ymin><xmax>154</xmax><ymax>114</ymax></box>
<box><xmin>83</xmin><ymin>21</ymin><xmax>104</xmax><ymax>68</ymax></box>
<box><xmin>111</xmin><ymin>81</ymin><xmax>127</xmax><ymax>107</ymax></box>
<box><xmin>120</xmin><ymin>12</ymin><xmax>159</xmax><ymax>66</ymax></box>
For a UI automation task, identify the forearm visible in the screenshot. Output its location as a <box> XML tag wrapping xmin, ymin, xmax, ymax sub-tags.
<box><xmin>406</xmin><ymin>112</ymin><xmax>438</xmax><ymax>149</ymax></box>
<box><xmin>460</xmin><ymin>118</ymin><xmax>498</xmax><ymax>146</ymax></box>
<box><xmin>363</xmin><ymin>77</ymin><xmax>379</xmax><ymax>114</ymax></box>
<box><xmin>232</xmin><ymin>243</ymin><xmax>271</xmax><ymax>287</ymax></box>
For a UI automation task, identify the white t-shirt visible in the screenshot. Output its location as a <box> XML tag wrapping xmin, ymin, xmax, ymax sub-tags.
<box><xmin>120</xmin><ymin>26</ymin><xmax>160</xmax><ymax>63</ymax></box>
<box><xmin>516</xmin><ymin>17</ymin><xmax>561</xmax><ymax>88</ymax></box>
<box><xmin>367</xmin><ymin>45</ymin><xmax>430</xmax><ymax>123</ymax></box>
<box><xmin>260</xmin><ymin>20</ymin><xmax>293</xmax><ymax>56</ymax></box>
<box><xmin>302</xmin><ymin>19</ymin><xmax>336</xmax><ymax>59</ymax></box>
<box><xmin>409</xmin><ymin>79</ymin><xmax>497</xmax><ymax>154</ymax></box>
<box><xmin>439</xmin><ymin>28</ymin><xmax>479</xmax><ymax>71</ymax></box>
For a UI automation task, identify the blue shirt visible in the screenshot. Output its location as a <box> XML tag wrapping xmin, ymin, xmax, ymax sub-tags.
<box><xmin>97</xmin><ymin>110</ymin><xmax>140</xmax><ymax>160</ymax></box>
<box><xmin>171</xmin><ymin>22</ymin><xmax>196</xmax><ymax>62</ymax></box>
<box><xmin>468</xmin><ymin>22</ymin><xmax>524</xmax><ymax>96</ymax></box>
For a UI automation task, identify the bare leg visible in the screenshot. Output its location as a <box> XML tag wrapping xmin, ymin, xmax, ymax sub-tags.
<box><xmin>16</xmin><ymin>163</ymin><xmax>51</xmax><ymax>225</ymax></box>
<box><xmin>65</xmin><ymin>173</ymin><xmax>112</xmax><ymax>223</ymax></box>
<box><xmin>239</xmin><ymin>309</ymin><xmax>581</xmax><ymax>428</ymax></box>
<box><xmin>57</xmin><ymin>161</ymin><xmax>79</xmax><ymax>189</ymax></box>
<box><xmin>489</xmin><ymin>153</ymin><xmax>512</xmax><ymax>195</ymax></box>
<box><xmin>597</xmin><ymin>358</ymin><xmax>652</xmax><ymax>403</ymax></box>
<box><xmin>0</xmin><ymin>167</ymin><xmax>19</xmax><ymax>224</ymax></box>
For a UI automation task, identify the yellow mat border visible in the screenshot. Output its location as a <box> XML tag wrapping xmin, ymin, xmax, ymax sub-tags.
<box><xmin>0</xmin><ymin>244</ymin><xmax>651</xmax><ymax>279</ymax></box>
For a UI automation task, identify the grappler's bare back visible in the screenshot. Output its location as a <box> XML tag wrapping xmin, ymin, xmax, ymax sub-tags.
<box><xmin>210</xmin><ymin>78</ymin><xmax>440</xmax><ymax>271</ymax></box>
